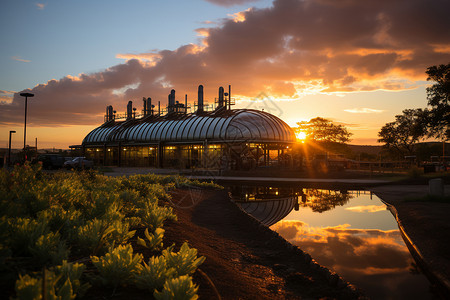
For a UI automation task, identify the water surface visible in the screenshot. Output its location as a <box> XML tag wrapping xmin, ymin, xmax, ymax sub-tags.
<box><xmin>230</xmin><ymin>186</ymin><xmax>432</xmax><ymax>299</ymax></box>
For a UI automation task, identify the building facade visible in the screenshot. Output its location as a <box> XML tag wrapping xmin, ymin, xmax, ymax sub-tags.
<box><xmin>81</xmin><ymin>85</ymin><xmax>297</xmax><ymax>169</ymax></box>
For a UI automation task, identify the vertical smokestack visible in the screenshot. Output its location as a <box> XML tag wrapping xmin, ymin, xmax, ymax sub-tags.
<box><xmin>127</xmin><ymin>101</ymin><xmax>132</xmax><ymax>119</ymax></box>
<box><xmin>106</xmin><ymin>105</ymin><xmax>114</xmax><ymax>121</ymax></box>
<box><xmin>168</xmin><ymin>89</ymin><xmax>175</xmax><ymax>113</ymax></box>
<box><xmin>198</xmin><ymin>85</ymin><xmax>204</xmax><ymax>112</ymax></box>
<box><xmin>168</xmin><ymin>94</ymin><xmax>171</xmax><ymax>113</ymax></box>
<box><xmin>158</xmin><ymin>101</ymin><xmax>161</xmax><ymax>115</ymax></box>
<box><xmin>228</xmin><ymin>85</ymin><xmax>231</xmax><ymax>110</ymax></box>
<box><xmin>147</xmin><ymin>97</ymin><xmax>152</xmax><ymax>115</ymax></box>
<box><xmin>218</xmin><ymin>86</ymin><xmax>224</xmax><ymax>108</ymax></box>
<box><xmin>170</xmin><ymin>89</ymin><xmax>175</xmax><ymax>106</ymax></box>
<box><xmin>143</xmin><ymin>97</ymin><xmax>147</xmax><ymax>116</ymax></box>
<box><xmin>185</xmin><ymin>94</ymin><xmax>188</xmax><ymax>114</ymax></box>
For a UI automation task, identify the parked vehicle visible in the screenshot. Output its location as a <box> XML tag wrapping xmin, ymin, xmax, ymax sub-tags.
<box><xmin>64</xmin><ymin>157</ymin><xmax>94</xmax><ymax>169</ymax></box>
<box><xmin>34</xmin><ymin>154</ymin><xmax>65</xmax><ymax>170</ymax></box>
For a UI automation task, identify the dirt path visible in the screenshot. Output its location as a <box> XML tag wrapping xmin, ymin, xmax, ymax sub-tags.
<box><xmin>371</xmin><ymin>185</ymin><xmax>450</xmax><ymax>298</ymax></box>
<box><xmin>163</xmin><ymin>189</ymin><xmax>364</xmax><ymax>299</ymax></box>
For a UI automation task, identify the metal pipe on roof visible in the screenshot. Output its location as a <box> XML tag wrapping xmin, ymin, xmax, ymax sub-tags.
<box><xmin>228</xmin><ymin>85</ymin><xmax>231</xmax><ymax>110</ymax></box>
<box><xmin>198</xmin><ymin>85</ymin><xmax>204</xmax><ymax>112</ymax></box>
<box><xmin>148</xmin><ymin>97</ymin><xmax>152</xmax><ymax>116</ymax></box>
<box><xmin>127</xmin><ymin>101</ymin><xmax>133</xmax><ymax>119</ymax></box>
<box><xmin>218</xmin><ymin>86</ymin><xmax>224</xmax><ymax>107</ymax></box>
<box><xmin>143</xmin><ymin>97</ymin><xmax>147</xmax><ymax>116</ymax></box>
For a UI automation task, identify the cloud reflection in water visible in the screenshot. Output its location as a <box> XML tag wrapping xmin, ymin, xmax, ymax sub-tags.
<box><xmin>271</xmin><ymin>220</ymin><xmax>427</xmax><ymax>299</ymax></box>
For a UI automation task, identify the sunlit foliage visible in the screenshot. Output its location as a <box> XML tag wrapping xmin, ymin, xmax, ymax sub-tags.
<box><xmin>0</xmin><ymin>164</ymin><xmax>208</xmax><ymax>299</ymax></box>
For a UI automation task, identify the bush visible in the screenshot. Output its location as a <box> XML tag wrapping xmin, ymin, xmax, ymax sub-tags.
<box><xmin>163</xmin><ymin>242</ymin><xmax>205</xmax><ymax>277</ymax></box>
<box><xmin>135</xmin><ymin>255</ymin><xmax>175</xmax><ymax>291</ymax></box>
<box><xmin>1</xmin><ymin>165</ymin><xmax>205</xmax><ymax>299</ymax></box>
<box><xmin>91</xmin><ymin>244</ymin><xmax>143</xmax><ymax>288</ymax></box>
<box><xmin>15</xmin><ymin>261</ymin><xmax>89</xmax><ymax>300</ymax></box>
<box><xmin>153</xmin><ymin>275</ymin><xmax>199</xmax><ymax>300</ymax></box>
<box><xmin>137</xmin><ymin>228</ymin><xmax>165</xmax><ymax>251</ymax></box>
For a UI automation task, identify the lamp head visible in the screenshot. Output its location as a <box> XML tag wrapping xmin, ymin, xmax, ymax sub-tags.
<box><xmin>20</xmin><ymin>92</ymin><xmax>34</xmax><ymax>98</ymax></box>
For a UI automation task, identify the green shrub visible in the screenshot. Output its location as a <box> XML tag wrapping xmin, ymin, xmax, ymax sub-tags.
<box><xmin>15</xmin><ymin>261</ymin><xmax>89</xmax><ymax>300</ymax></box>
<box><xmin>137</xmin><ymin>228</ymin><xmax>165</xmax><ymax>251</ymax></box>
<box><xmin>163</xmin><ymin>243</ymin><xmax>205</xmax><ymax>277</ymax></box>
<box><xmin>153</xmin><ymin>275</ymin><xmax>199</xmax><ymax>300</ymax></box>
<box><xmin>29</xmin><ymin>232</ymin><xmax>68</xmax><ymax>266</ymax></box>
<box><xmin>139</xmin><ymin>202</ymin><xmax>176</xmax><ymax>231</ymax></box>
<box><xmin>1</xmin><ymin>165</ymin><xmax>206</xmax><ymax>298</ymax></box>
<box><xmin>54</xmin><ymin>261</ymin><xmax>90</xmax><ymax>297</ymax></box>
<box><xmin>91</xmin><ymin>244</ymin><xmax>143</xmax><ymax>288</ymax></box>
<box><xmin>74</xmin><ymin>219</ymin><xmax>115</xmax><ymax>255</ymax></box>
<box><xmin>8</xmin><ymin>217</ymin><xmax>49</xmax><ymax>256</ymax></box>
<box><xmin>135</xmin><ymin>255</ymin><xmax>175</xmax><ymax>291</ymax></box>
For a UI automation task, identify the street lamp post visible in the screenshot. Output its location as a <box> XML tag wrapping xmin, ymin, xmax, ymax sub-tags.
<box><xmin>8</xmin><ymin>130</ymin><xmax>16</xmax><ymax>167</ymax></box>
<box><xmin>19</xmin><ymin>92</ymin><xmax>34</xmax><ymax>151</ymax></box>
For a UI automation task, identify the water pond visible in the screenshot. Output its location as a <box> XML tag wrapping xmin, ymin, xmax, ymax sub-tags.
<box><xmin>229</xmin><ymin>185</ymin><xmax>432</xmax><ymax>299</ymax></box>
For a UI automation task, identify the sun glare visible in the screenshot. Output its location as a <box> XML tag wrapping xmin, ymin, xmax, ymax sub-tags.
<box><xmin>296</xmin><ymin>131</ymin><xmax>307</xmax><ymax>142</ymax></box>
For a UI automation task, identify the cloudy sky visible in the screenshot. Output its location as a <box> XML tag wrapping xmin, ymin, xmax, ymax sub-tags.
<box><xmin>1</xmin><ymin>0</ymin><xmax>450</xmax><ymax>148</ymax></box>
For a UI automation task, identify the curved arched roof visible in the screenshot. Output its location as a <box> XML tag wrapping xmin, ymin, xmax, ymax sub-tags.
<box><xmin>83</xmin><ymin>109</ymin><xmax>296</xmax><ymax>145</ymax></box>
<box><xmin>235</xmin><ymin>198</ymin><xmax>296</xmax><ymax>226</ymax></box>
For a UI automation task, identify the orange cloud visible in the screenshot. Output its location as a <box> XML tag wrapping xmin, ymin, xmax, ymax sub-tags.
<box><xmin>344</xmin><ymin>108</ymin><xmax>384</xmax><ymax>114</ymax></box>
<box><xmin>271</xmin><ymin>221</ymin><xmax>411</xmax><ymax>275</ymax></box>
<box><xmin>0</xmin><ymin>90</ymin><xmax>15</xmax><ymax>104</ymax></box>
<box><xmin>1</xmin><ymin>0</ymin><xmax>449</xmax><ymax>127</ymax></box>
<box><xmin>11</xmin><ymin>56</ymin><xmax>31</xmax><ymax>63</ymax></box>
<box><xmin>345</xmin><ymin>205</ymin><xmax>387</xmax><ymax>213</ymax></box>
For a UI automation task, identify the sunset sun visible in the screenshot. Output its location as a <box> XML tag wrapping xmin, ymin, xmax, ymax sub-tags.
<box><xmin>296</xmin><ymin>131</ymin><xmax>307</xmax><ymax>142</ymax></box>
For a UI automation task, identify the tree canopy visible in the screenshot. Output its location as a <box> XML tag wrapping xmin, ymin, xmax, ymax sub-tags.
<box><xmin>294</xmin><ymin>117</ymin><xmax>352</xmax><ymax>144</ymax></box>
<box><xmin>426</xmin><ymin>63</ymin><xmax>450</xmax><ymax>140</ymax></box>
<box><xmin>378</xmin><ymin>109</ymin><xmax>427</xmax><ymax>158</ymax></box>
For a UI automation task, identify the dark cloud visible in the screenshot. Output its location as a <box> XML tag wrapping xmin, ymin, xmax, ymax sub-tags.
<box><xmin>1</xmin><ymin>0</ymin><xmax>450</xmax><ymax>126</ymax></box>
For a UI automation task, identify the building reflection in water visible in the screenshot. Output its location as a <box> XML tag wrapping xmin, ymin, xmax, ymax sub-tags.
<box><xmin>229</xmin><ymin>185</ymin><xmax>300</xmax><ymax>226</ymax></box>
<box><xmin>229</xmin><ymin>185</ymin><xmax>431</xmax><ymax>299</ymax></box>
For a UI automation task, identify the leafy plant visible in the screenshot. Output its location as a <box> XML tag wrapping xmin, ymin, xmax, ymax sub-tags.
<box><xmin>29</xmin><ymin>232</ymin><xmax>68</xmax><ymax>266</ymax></box>
<box><xmin>137</xmin><ymin>228</ymin><xmax>165</xmax><ymax>251</ymax></box>
<box><xmin>139</xmin><ymin>202</ymin><xmax>176</xmax><ymax>231</ymax></box>
<box><xmin>1</xmin><ymin>165</ymin><xmax>206</xmax><ymax>298</ymax></box>
<box><xmin>54</xmin><ymin>261</ymin><xmax>91</xmax><ymax>297</ymax></box>
<box><xmin>134</xmin><ymin>255</ymin><xmax>175</xmax><ymax>291</ymax></box>
<box><xmin>8</xmin><ymin>217</ymin><xmax>49</xmax><ymax>256</ymax></box>
<box><xmin>74</xmin><ymin>219</ymin><xmax>115</xmax><ymax>255</ymax></box>
<box><xmin>91</xmin><ymin>244</ymin><xmax>143</xmax><ymax>288</ymax></box>
<box><xmin>163</xmin><ymin>243</ymin><xmax>205</xmax><ymax>277</ymax></box>
<box><xmin>15</xmin><ymin>261</ymin><xmax>89</xmax><ymax>300</ymax></box>
<box><xmin>153</xmin><ymin>275</ymin><xmax>199</xmax><ymax>300</ymax></box>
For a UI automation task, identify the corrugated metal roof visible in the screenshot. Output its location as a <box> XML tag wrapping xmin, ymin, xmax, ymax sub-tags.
<box><xmin>236</xmin><ymin>197</ymin><xmax>296</xmax><ymax>226</ymax></box>
<box><xmin>82</xmin><ymin>109</ymin><xmax>296</xmax><ymax>145</ymax></box>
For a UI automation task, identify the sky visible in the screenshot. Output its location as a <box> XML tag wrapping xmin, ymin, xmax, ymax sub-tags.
<box><xmin>1</xmin><ymin>0</ymin><xmax>450</xmax><ymax>149</ymax></box>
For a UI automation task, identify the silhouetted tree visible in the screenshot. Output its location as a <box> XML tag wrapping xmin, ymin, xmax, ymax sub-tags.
<box><xmin>378</xmin><ymin>109</ymin><xmax>427</xmax><ymax>158</ymax></box>
<box><xmin>301</xmin><ymin>189</ymin><xmax>353</xmax><ymax>213</ymax></box>
<box><xmin>295</xmin><ymin>117</ymin><xmax>352</xmax><ymax>144</ymax></box>
<box><xmin>426</xmin><ymin>63</ymin><xmax>450</xmax><ymax>140</ymax></box>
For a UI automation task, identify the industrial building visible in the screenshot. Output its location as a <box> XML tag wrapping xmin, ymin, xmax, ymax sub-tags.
<box><xmin>81</xmin><ymin>85</ymin><xmax>297</xmax><ymax>169</ymax></box>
